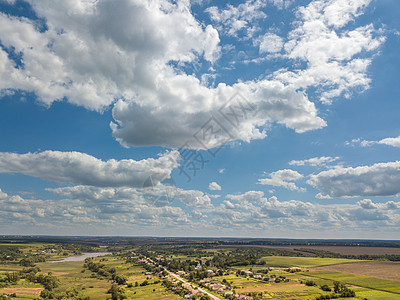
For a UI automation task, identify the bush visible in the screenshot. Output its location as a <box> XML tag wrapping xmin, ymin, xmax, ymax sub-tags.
<box><xmin>305</xmin><ymin>280</ymin><xmax>316</xmax><ymax>286</ymax></box>
<box><xmin>140</xmin><ymin>280</ymin><xmax>148</xmax><ymax>286</ymax></box>
<box><xmin>321</xmin><ymin>285</ymin><xmax>331</xmax><ymax>291</ymax></box>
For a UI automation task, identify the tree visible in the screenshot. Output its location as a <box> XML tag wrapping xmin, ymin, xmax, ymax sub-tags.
<box><xmin>6</xmin><ymin>272</ymin><xmax>20</xmax><ymax>283</ymax></box>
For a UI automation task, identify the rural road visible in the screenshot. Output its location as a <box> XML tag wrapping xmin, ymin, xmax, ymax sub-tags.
<box><xmin>145</xmin><ymin>256</ymin><xmax>221</xmax><ymax>300</ymax></box>
<box><xmin>166</xmin><ymin>270</ymin><xmax>221</xmax><ymax>300</ymax></box>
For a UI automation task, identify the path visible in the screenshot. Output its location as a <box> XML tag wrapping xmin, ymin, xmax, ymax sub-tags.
<box><xmin>166</xmin><ymin>270</ymin><xmax>221</xmax><ymax>300</ymax></box>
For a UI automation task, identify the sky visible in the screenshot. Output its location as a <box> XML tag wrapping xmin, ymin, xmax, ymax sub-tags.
<box><xmin>0</xmin><ymin>0</ymin><xmax>400</xmax><ymax>239</ymax></box>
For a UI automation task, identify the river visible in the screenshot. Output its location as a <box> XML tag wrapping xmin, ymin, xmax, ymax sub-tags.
<box><xmin>47</xmin><ymin>252</ymin><xmax>112</xmax><ymax>263</ymax></box>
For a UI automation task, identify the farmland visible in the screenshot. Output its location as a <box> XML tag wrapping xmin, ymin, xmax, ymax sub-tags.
<box><xmin>300</xmin><ymin>270</ymin><xmax>400</xmax><ymax>298</ymax></box>
<box><xmin>259</xmin><ymin>256</ymin><xmax>364</xmax><ymax>268</ymax></box>
<box><xmin>314</xmin><ymin>261</ymin><xmax>400</xmax><ymax>282</ymax></box>
<box><xmin>1</xmin><ymin>237</ymin><xmax>400</xmax><ymax>299</ymax></box>
<box><xmin>218</xmin><ymin>244</ymin><xmax>400</xmax><ymax>256</ymax></box>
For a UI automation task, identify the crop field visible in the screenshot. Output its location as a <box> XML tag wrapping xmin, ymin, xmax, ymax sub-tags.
<box><xmin>213</xmin><ymin>273</ymin><xmax>329</xmax><ymax>299</ymax></box>
<box><xmin>37</xmin><ymin>260</ymin><xmax>111</xmax><ymax>299</ymax></box>
<box><xmin>1</xmin><ymin>252</ymin><xmax>182</xmax><ymax>299</ymax></box>
<box><xmin>290</xmin><ymin>245</ymin><xmax>400</xmax><ymax>255</ymax></box>
<box><xmin>260</xmin><ymin>256</ymin><xmax>364</xmax><ymax>268</ymax></box>
<box><xmin>1</xmin><ymin>239</ymin><xmax>400</xmax><ymax>300</ymax></box>
<box><xmin>0</xmin><ymin>287</ymin><xmax>43</xmax><ymax>297</ymax></box>
<box><xmin>313</xmin><ymin>261</ymin><xmax>400</xmax><ymax>282</ymax></box>
<box><xmin>301</xmin><ymin>270</ymin><xmax>400</xmax><ymax>297</ymax></box>
<box><xmin>220</xmin><ymin>244</ymin><xmax>400</xmax><ymax>255</ymax></box>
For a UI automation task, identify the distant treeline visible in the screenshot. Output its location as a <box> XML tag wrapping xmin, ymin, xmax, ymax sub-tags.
<box><xmin>1</xmin><ymin>235</ymin><xmax>400</xmax><ymax>248</ymax></box>
<box><xmin>294</xmin><ymin>248</ymin><xmax>400</xmax><ymax>261</ymax></box>
<box><xmin>217</xmin><ymin>239</ymin><xmax>400</xmax><ymax>248</ymax></box>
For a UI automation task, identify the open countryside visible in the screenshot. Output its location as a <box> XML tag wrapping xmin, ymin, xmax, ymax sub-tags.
<box><xmin>1</xmin><ymin>0</ymin><xmax>400</xmax><ymax>299</ymax></box>
<box><xmin>1</xmin><ymin>237</ymin><xmax>400</xmax><ymax>300</ymax></box>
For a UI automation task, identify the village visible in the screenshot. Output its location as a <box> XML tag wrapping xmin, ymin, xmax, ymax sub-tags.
<box><xmin>134</xmin><ymin>252</ymin><xmax>307</xmax><ymax>300</ymax></box>
<box><xmin>1</xmin><ymin>238</ymin><xmax>398</xmax><ymax>299</ymax></box>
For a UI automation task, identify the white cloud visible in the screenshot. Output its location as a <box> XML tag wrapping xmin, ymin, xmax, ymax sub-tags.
<box><xmin>345</xmin><ymin>138</ymin><xmax>375</xmax><ymax>147</ymax></box>
<box><xmin>0</xmin><ymin>186</ymin><xmax>195</xmax><ymax>232</ymax></box>
<box><xmin>378</xmin><ymin>136</ymin><xmax>400</xmax><ymax>148</ymax></box>
<box><xmin>0</xmin><ymin>0</ymin><xmax>383</xmax><ymax>151</ymax></box>
<box><xmin>267</xmin><ymin>0</ymin><xmax>294</xmax><ymax>9</ymax></box>
<box><xmin>49</xmin><ymin>183</ymin><xmax>213</xmax><ymax>209</ymax></box>
<box><xmin>2</xmin><ymin>186</ymin><xmax>400</xmax><ymax>236</ymax></box>
<box><xmin>227</xmin><ymin>190</ymin><xmax>265</xmax><ymax>203</ymax></box>
<box><xmin>213</xmin><ymin>191</ymin><xmax>400</xmax><ymax>232</ymax></box>
<box><xmin>0</xmin><ymin>150</ymin><xmax>180</xmax><ymax>187</ymax></box>
<box><xmin>258</xmin><ymin>169</ymin><xmax>305</xmax><ymax>191</ymax></box>
<box><xmin>256</xmin><ymin>32</ymin><xmax>284</xmax><ymax>53</ymax></box>
<box><xmin>315</xmin><ymin>193</ymin><xmax>332</xmax><ymax>199</ymax></box>
<box><xmin>0</xmin><ymin>0</ymin><xmax>221</xmax><ymax>111</ymax></box>
<box><xmin>289</xmin><ymin>156</ymin><xmax>340</xmax><ymax>167</ymax></box>
<box><xmin>206</xmin><ymin>0</ymin><xmax>267</xmax><ymax>37</ymax></box>
<box><xmin>357</xmin><ymin>198</ymin><xmax>377</xmax><ymax>209</ymax></box>
<box><xmin>278</xmin><ymin>0</ymin><xmax>384</xmax><ymax>104</ymax></box>
<box><xmin>111</xmin><ymin>82</ymin><xmax>326</xmax><ymax>149</ymax></box>
<box><xmin>349</xmin><ymin>136</ymin><xmax>400</xmax><ymax>148</ymax></box>
<box><xmin>208</xmin><ymin>181</ymin><xmax>222</xmax><ymax>191</ymax></box>
<box><xmin>218</xmin><ymin>168</ymin><xmax>225</xmax><ymax>174</ymax></box>
<box><xmin>308</xmin><ymin>161</ymin><xmax>400</xmax><ymax>197</ymax></box>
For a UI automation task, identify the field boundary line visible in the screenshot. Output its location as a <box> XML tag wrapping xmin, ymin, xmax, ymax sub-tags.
<box><xmin>299</xmin><ymin>272</ymin><xmax>400</xmax><ymax>295</ymax></box>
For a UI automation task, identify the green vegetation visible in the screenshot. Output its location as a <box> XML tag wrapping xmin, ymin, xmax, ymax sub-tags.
<box><xmin>296</xmin><ymin>248</ymin><xmax>400</xmax><ymax>261</ymax></box>
<box><xmin>0</xmin><ymin>237</ymin><xmax>400</xmax><ymax>300</ymax></box>
<box><xmin>302</xmin><ymin>270</ymin><xmax>400</xmax><ymax>294</ymax></box>
<box><xmin>260</xmin><ymin>256</ymin><xmax>365</xmax><ymax>268</ymax></box>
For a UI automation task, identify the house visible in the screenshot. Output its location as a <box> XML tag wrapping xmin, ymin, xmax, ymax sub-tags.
<box><xmin>208</xmin><ymin>283</ymin><xmax>226</xmax><ymax>292</ymax></box>
<box><xmin>242</xmin><ymin>270</ymin><xmax>253</xmax><ymax>277</ymax></box>
<box><xmin>236</xmin><ymin>294</ymin><xmax>253</xmax><ymax>300</ymax></box>
<box><xmin>192</xmin><ymin>289</ymin><xmax>200</xmax><ymax>295</ymax></box>
<box><xmin>182</xmin><ymin>283</ymin><xmax>192</xmax><ymax>290</ymax></box>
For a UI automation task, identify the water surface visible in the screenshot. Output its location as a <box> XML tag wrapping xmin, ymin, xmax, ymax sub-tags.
<box><xmin>47</xmin><ymin>252</ymin><xmax>111</xmax><ymax>263</ymax></box>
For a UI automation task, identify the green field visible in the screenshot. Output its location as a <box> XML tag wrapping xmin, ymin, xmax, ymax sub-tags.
<box><xmin>260</xmin><ymin>256</ymin><xmax>365</xmax><ymax>268</ymax></box>
<box><xmin>2</xmin><ymin>241</ymin><xmax>400</xmax><ymax>300</ymax></box>
<box><xmin>302</xmin><ymin>270</ymin><xmax>400</xmax><ymax>293</ymax></box>
<box><xmin>1</xmin><ymin>254</ymin><xmax>183</xmax><ymax>299</ymax></box>
<box><xmin>212</xmin><ymin>273</ymin><xmax>350</xmax><ymax>299</ymax></box>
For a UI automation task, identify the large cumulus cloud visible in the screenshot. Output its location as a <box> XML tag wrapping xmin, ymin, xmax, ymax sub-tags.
<box><xmin>0</xmin><ymin>150</ymin><xmax>180</xmax><ymax>187</ymax></box>
<box><xmin>308</xmin><ymin>161</ymin><xmax>400</xmax><ymax>197</ymax></box>
<box><xmin>2</xmin><ymin>0</ymin><xmax>386</xmax><ymax>150</ymax></box>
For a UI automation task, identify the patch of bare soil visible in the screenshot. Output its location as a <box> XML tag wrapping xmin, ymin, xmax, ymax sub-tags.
<box><xmin>313</xmin><ymin>261</ymin><xmax>400</xmax><ymax>282</ymax></box>
<box><xmin>0</xmin><ymin>287</ymin><xmax>43</xmax><ymax>297</ymax></box>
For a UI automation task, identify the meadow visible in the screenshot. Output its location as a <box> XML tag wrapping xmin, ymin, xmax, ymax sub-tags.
<box><xmin>313</xmin><ymin>261</ymin><xmax>400</xmax><ymax>281</ymax></box>
<box><xmin>1</xmin><ymin>238</ymin><xmax>400</xmax><ymax>299</ymax></box>
<box><xmin>0</xmin><ymin>244</ymin><xmax>183</xmax><ymax>299</ymax></box>
<box><xmin>259</xmin><ymin>256</ymin><xmax>364</xmax><ymax>268</ymax></box>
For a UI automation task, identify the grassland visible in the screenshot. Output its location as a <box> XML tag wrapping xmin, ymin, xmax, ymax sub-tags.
<box><xmin>1</xmin><ymin>252</ymin><xmax>182</xmax><ymax>299</ymax></box>
<box><xmin>259</xmin><ymin>256</ymin><xmax>364</xmax><ymax>268</ymax></box>
<box><xmin>211</xmin><ymin>273</ymin><xmax>329</xmax><ymax>299</ymax></box>
<box><xmin>300</xmin><ymin>270</ymin><xmax>400</xmax><ymax>299</ymax></box>
<box><xmin>2</xmin><ymin>239</ymin><xmax>400</xmax><ymax>300</ymax></box>
<box><xmin>313</xmin><ymin>261</ymin><xmax>400</xmax><ymax>282</ymax></box>
<box><xmin>282</xmin><ymin>245</ymin><xmax>400</xmax><ymax>255</ymax></box>
<box><xmin>226</xmin><ymin>256</ymin><xmax>400</xmax><ymax>300</ymax></box>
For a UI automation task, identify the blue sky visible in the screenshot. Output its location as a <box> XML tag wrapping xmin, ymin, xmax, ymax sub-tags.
<box><xmin>0</xmin><ymin>0</ymin><xmax>400</xmax><ymax>238</ymax></box>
